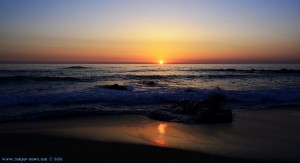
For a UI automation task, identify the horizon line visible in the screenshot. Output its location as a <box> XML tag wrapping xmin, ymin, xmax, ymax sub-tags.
<box><xmin>0</xmin><ymin>61</ymin><xmax>300</xmax><ymax>64</ymax></box>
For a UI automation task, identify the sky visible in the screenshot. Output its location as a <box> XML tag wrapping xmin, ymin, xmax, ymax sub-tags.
<box><xmin>0</xmin><ymin>0</ymin><xmax>299</xmax><ymax>63</ymax></box>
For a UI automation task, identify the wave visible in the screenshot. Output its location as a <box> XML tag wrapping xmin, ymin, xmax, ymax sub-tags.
<box><xmin>1</xmin><ymin>87</ymin><xmax>299</xmax><ymax>123</ymax></box>
<box><xmin>0</xmin><ymin>66</ymin><xmax>89</xmax><ymax>74</ymax></box>
<box><xmin>0</xmin><ymin>69</ymin><xmax>51</xmax><ymax>73</ymax></box>
<box><xmin>123</xmin><ymin>74</ymin><xmax>255</xmax><ymax>80</ymax></box>
<box><xmin>1</xmin><ymin>86</ymin><xmax>299</xmax><ymax>107</ymax></box>
<box><xmin>0</xmin><ymin>76</ymin><xmax>90</xmax><ymax>83</ymax></box>
<box><xmin>0</xmin><ymin>106</ymin><xmax>151</xmax><ymax>122</ymax></box>
<box><xmin>64</xmin><ymin>66</ymin><xmax>89</xmax><ymax>69</ymax></box>
<box><xmin>0</xmin><ymin>72</ymin><xmax>288</xmax><ymax>84</ymax></box>
<box><xmin>183</xmin><ymin>68</ymin><xmax>300</xmax><ymax>74</ymax></box>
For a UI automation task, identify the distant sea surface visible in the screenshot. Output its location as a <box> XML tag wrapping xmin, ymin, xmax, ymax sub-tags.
<box><xmin>0</xmin><ymin>64</ymin><xmax>300</xmax><ymax>122</ymax></box>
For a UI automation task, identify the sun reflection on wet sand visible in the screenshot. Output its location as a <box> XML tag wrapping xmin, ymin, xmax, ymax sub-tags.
<box><xmin>153</xmin><ymin>123</ymin><xmax>169</xmax><ymax>146</ymax></box>
<box><xmin>158</xmin><ymin>123</ymin><xmax>168</xmax><ymax>134</ymax></box>
<box><xmin>52</xmin><ymin>116</ymin><xmax>217</xmax><ymax>152</ymax></box>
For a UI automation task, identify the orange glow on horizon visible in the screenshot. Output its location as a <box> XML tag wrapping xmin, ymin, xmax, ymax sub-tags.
<box><xmin>0</xmin><ymin>1</ymin><xmax>299</xmax><ymax>63</ymax></box>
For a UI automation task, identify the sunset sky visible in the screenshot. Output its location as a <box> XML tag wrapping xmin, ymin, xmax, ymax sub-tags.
<box><xmin>0</xmin><ymin>0</ymin><xmax>299</xmax><ymax>63</ymax></box>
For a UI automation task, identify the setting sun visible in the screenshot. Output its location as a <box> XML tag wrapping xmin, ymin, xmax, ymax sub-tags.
<box><xmin>159</xmin><ymin>60</ymin><xmax>164</xmax><ymax>64</ymax></box>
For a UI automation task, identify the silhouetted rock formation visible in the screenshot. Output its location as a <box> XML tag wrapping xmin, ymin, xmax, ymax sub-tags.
<box><xmin>100</xmin><ymin>84</ymin><xmax>129</xmax><ymax>91</ymax></box>
<box><xmin>65</xmin><ymin>66</ymin><xmax>88</xmax><ymax>69</ymax></box>
<box><xmin>171</xmin><ymin>94</ymin><xmax>232</xmax><ymax>123</ymax></box>
<box><xmin>280</xmin><ymin>69</ymin><xmax>300</xmax><ymax>73</ymax></box>
<box><xmin>147</xmin><ymin>81</ymin><xmax>156</xmax><ymax>86</ymax></box>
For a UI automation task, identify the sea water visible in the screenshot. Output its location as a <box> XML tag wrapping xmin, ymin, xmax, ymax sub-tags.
<box><xmin>0</xmin><ymin>64</ymin><xmax>299</xmax><ymax>122</ymax></box>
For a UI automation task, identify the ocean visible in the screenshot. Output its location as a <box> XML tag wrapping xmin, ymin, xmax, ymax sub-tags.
<box><xmin>0</xmin><ymin>64</ymin><xmax>299</xmax><ymax>122</ymax></box>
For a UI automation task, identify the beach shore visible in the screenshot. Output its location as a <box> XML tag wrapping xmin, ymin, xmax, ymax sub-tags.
<box><xmin>1</xmin><ymin>109</ymin><xmax>300</xmax><ymax>163</ymax></box>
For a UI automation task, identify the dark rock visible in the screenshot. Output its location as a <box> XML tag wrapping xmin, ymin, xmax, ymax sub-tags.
<box><xmin>249</xmin><ymin>69</ymin><xmax>256</xmax><ymax>73</ymax></box>
<box><xmin>100</xmin><ymin>84</ymin><xmax>129</xmax><ymax>91</ymax></box>
<box><xmin>194</xmin><ymin>107</ymin><xmax>232</xmax><ymax>123</ymax></box>
<box><xmin>184</xmin><ymin>89</ymin><xmax>197</xmax><ymax>92</ymax></box>
<box><xmin>65</xmin><ymin>66</ymin><xmax>88</xmax><ymax>69</ymax></box>
<box><xmin>171</xmin><ymin>95</ymin><xmax>232</xmax><ymax>123</ymax></box>
<box><xmin>147</xmin><ymin>81</ymin><xmax>156</xmax><ymax>86</ymax></box>
<box><xmin>280</xmin><ymin>69</ymin><xmax>300</xmax><ymax>73</ymax></box>
<box><xmin>226</xmin><ymin>69</ymin><xmax>236</xmax><ymax>71</ymax></box>
<box><xmin>280</xmin><ymin>69</ymin><xmax>289</xmax><ymax>73</ymax></box>
<box><xmin>147</xmin><ymin>110</ymin><xmax>175</xmax><ymax>121</ymax></box>
<box><xmin>208</xmin><ymin>93</ymin><xmax>226</xmax><ymax>103</ymax></box>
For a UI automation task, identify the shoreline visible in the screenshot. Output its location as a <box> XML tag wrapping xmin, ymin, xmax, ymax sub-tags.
<box><xmin>1</xmin><ymin>109</ymin><xmax>300</xmax><ymax>162</ymax></box>
<box><xmin>0</xmin><ymin>133</ymin><xmax>255</xmax><ymax>163</ymax></box>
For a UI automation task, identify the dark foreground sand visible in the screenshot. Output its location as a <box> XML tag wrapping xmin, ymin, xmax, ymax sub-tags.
<box><xmin>1</xmin><ymin>109</ymin><xmax>300</xmax><ymax>163</ymax></box>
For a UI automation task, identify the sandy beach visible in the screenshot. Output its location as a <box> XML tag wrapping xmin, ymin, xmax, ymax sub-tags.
<box><xmin>1</xmin><ymin>109</ymin><xmax>300</xmax><ymax>163</ymax></box>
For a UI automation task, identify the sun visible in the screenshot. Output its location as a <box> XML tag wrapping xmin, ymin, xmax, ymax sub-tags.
<box><xmin>159</xmin><ymin>60</ymin><xmax>164</xmax><ymax>64</ymax></box>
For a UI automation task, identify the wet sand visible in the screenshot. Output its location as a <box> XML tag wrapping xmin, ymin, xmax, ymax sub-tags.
<box><xmin>1</xmin><ymin>109</ymin><xmax>300</xmax><ymax>163</ymax></box>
